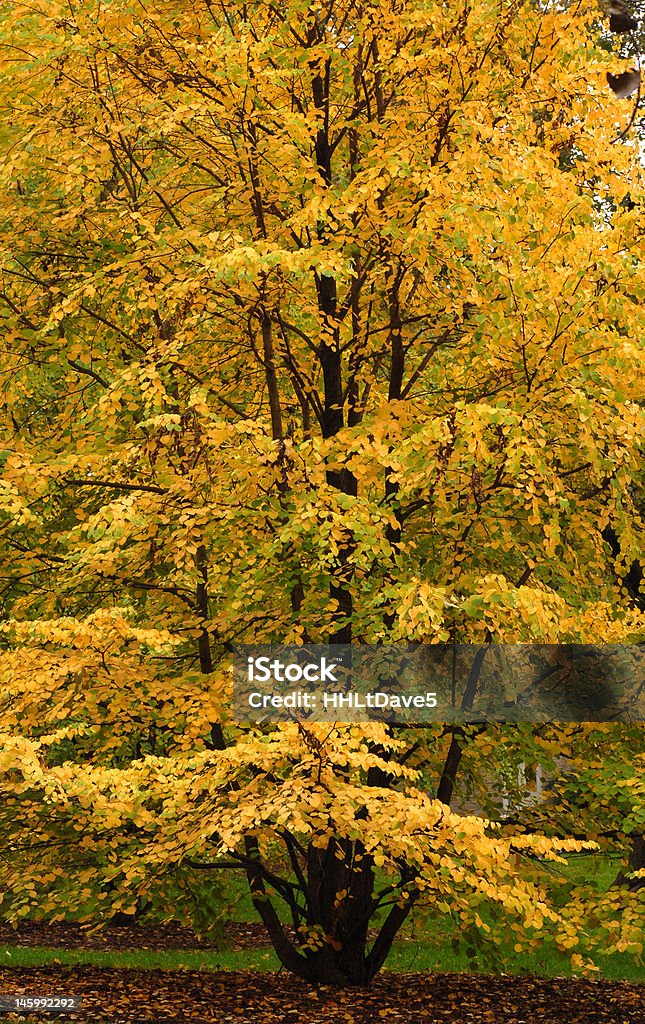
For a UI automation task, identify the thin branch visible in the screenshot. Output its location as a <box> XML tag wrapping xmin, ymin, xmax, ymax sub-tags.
<box><xmin>63</xmin><ymin>477</ymin><xmax>166</xmax><ymax>494</ymax></box>
<box><xmin>66</xmin><ymin>358</ymin><xmax>109</xmax><ymax>388</ymax></box>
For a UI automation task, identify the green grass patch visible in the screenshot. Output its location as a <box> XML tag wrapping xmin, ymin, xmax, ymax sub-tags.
<box><xmin>0</xmin><ymin>946</ymin><xmax>280</xmax><ymax>972</ymax></box>
<box><xmin>386</xmin><ymin>938</ymin><xmax>645</xmax><ymax>983</ymax></box>
<box><xmin>2</xmin><ymin>940</ymin><xmax>642</xmax><ymax>983</ymax></box>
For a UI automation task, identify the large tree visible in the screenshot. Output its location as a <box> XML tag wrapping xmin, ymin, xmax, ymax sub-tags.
<box><xmin>0</xmin><ymin>0</ymin><xmax>643</xmax><ymax>985</ymax></box>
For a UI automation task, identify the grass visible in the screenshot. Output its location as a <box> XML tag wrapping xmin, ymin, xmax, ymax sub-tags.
<box><xmin>386</xmin><ymin>938</ymin><xmax>645</xmax><ymax>983</ymax></box>
<box><xmin>1</xmin><ymin>938</ymin><xmax>642</xmax><ymax>983</ymax></box>
<box><xmin>0</xmin><ymin>946</ymin><xmax>280</xmax><ymax>972</ymax></box>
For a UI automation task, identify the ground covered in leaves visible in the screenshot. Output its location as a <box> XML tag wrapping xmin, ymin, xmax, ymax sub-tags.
<box><xmin>0</xmin><ymin>921</ymin><xmax>251</xmax><ymax>952</ymax></box>
<box><xmin>0</xmin><ymin>967</ymin><xmax>642</xmax><ymax>1023</ymax></box>
<box><xmin>0</xmin><ymin>924</ymin><xmax>642</xmax><ymax>1022</ymax></box>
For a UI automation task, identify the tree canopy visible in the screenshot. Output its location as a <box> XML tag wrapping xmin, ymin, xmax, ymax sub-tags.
<box><xmin>0</xmin><ymin>0</ymin><xmax>643</xmax><ymax>986</ymax></box>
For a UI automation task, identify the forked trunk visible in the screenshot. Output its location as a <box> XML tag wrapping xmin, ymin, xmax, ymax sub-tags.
<box><xmin>246</xmin><ymin>838</ymin><xmax>415</xmax><ymax>986</ymax></box>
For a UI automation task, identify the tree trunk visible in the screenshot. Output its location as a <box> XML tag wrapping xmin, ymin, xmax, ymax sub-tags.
<box><xmin>615</xmin><ymin>833</ymin><xmax>645</xmax><ymax>890</ymax></box>
<box><xmin>247</xmin><ymin>832</ymin><xmax>415</xmax><ymax>986</ymax></box>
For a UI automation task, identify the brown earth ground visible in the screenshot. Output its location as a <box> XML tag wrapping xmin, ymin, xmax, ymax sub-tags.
<box><xmin>0</xmin><ymin>967</ymin><xmax>643</xmax><ymax>1023</ymax></box>
<box><xmin>0</xmin><ymin>920</ymin><xmax>259</xmax><ymax>952</ymax></box>
<box><xmin>0</xmin><ymin>923</ymin><xmax>642</xmax><ymax>1023</ymax></box>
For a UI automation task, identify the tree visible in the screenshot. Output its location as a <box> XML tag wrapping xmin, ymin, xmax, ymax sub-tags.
<box><xmin>0</xmin><ymin>0</ymin><xmax>643</xmax><ymax>985</ymax></box>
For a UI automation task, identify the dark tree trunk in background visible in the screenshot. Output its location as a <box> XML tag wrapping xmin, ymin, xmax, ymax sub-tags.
<box><xmin>615</xmin><ymin>833</ymin><xmax>645</xmax><ymax>891</ymax></box>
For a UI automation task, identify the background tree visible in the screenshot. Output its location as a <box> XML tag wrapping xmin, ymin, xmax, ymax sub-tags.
<box><xmin>0</xmin><ymin>0</ymin><xmax>643</xmax><ymax>986</ymax></box>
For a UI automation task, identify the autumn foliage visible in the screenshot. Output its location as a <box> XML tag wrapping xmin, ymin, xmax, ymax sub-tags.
<box><xmin>0</xmin><ymin>0</ymin><xmax>643</xmax><ymax>986</ymax></box>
